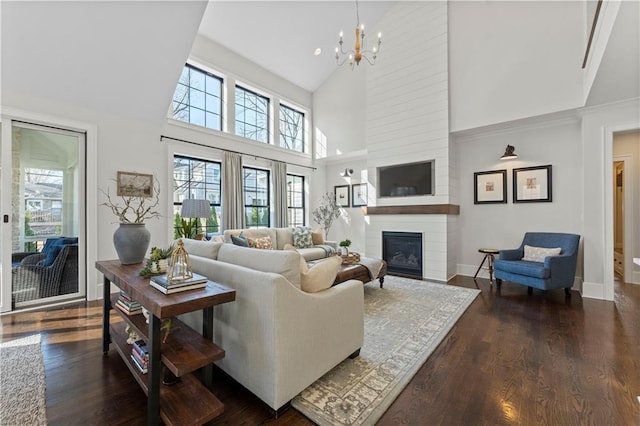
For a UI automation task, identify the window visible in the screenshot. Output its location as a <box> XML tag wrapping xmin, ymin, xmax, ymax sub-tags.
<box><xmin>173</xmin><ymin>155</ymin><xmax>222</xmax><ymax>237</ymax></box>
<box><xmin>243</xmin><ymin>167</ymin><xmax>270</xmax><ymax>228</ymax></box>
<box><xmin>24</xmin><ymin>168</ymin><xmax>63</xmax><ymax>239</ymax></box>
<box><xmin>286</xmin><ymin>174</ymin><xmax>305</xmax><ymax>227</ymax></box>
<box><xmin>279</xmin><ymin>105</ymin><xmax>305</xmax><ymax>153</ymax></box>
<box><xmin>171</xmin><ymin>64</ymin><xmax>223</xmax><ymax>131</ymax></box>
<box><xmin>235</xmin><ymin>86</ymin><xmax>269</xmax><ymax>143</ymax></box>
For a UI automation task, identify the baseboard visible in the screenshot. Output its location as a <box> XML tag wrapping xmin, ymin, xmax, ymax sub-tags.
<box><xmin>582</xmin><ymin>281</ymin><xmax>614</xmax><ymax>301</ymax></box>
<box><xmin>457</xmin><ymin>263</ymin><xmax>491</xmax><ymax>280</ymax></box>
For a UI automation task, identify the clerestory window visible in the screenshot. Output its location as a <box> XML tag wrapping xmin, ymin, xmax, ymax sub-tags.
<box><xmin>171</xmin><ymin>64</ymin><xmax>223</xmax><ymax>131</ymax></box>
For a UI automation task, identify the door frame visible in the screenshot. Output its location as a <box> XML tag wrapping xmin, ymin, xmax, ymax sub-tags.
<box><xmin>0</xmin><ymin>108</ymin><xmax>98</xmax><ymax>313</ymax></box>
<box><xmin>612</xmin><ymin>154</ymin><xmax>636</xmax><ymax>283</ymax></box>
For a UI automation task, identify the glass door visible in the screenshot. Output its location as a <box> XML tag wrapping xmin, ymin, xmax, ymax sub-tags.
<box><xmin>2</xmin><ymin>120</ymin><xmax>85</xmax><ymax>311</ymax></box>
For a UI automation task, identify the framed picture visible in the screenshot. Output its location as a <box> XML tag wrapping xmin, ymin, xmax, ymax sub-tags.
<box><xmin>513</xmin><ymin>165</ymin><xmax>552</xmax><ymax>203</ymax></box>
<box><xmin>117</xmin><ymin>171</ymin><xmax>154</xmax><ymax>197</ymax></box>
<box><xmin>474</xmin><ymin>170</ymin><xmax>507</xmax><ymax>204</ymax></box>
<box><xmin>334</xmin><ymin>185</ymin><xmax>350</xmax><ymax>207</ymax></box>
<box><xmin>352</xmin><ymin>183</ymin><xmax>368</xmax><ymax>207</ymax></box>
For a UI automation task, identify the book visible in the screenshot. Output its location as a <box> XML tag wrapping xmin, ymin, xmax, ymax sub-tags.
<box><xmin>150</xmin><ymin>272</ymin><xmax>208</xmax><ymax>288</ymax></box>
<box><xmin>131</xmin><ymin>346</ymin><xmax>148</xmax><ymax>366</ymax></box>
<box><xmin>130</xmin><ymin>353</ymin><xmax>148</xmax><ymax>374</ymax></box>
<box><xmin>115</xmin><ymin>300</ymin><xmax>142</xmax><ymax>315</ymax></box>
<box><xmin>149</xmin><ymin>280</ymin><xmax>207</xmax><ymax>294</ymax></box>
<box><xmin>132</xmin><ymin>340</ymin><xmax>149</xmax><ymax>359</ymax></box>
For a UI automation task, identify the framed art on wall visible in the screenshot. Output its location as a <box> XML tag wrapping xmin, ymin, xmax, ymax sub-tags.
<box><xmin>513</xmin><ymin>165</ymin><xmax>552</xmax><ymax>203</ymax></box>
<box><xmin>334</xmin><ymin>185</ymin><xmax>350</xmax><ymax>207</ymax></box>
<box><xmin>352</xmin><ymin>183</ymin><xmax>368</xmax><ymax>207</ymax></box>
<box><xmin>474</xmin><ymin>169</ymin><xmax>507</xmax><ymax>204</ymax></box>
<box><xmin>117</xmin><ymin>171</ymin><xmax>153</xmax><ymax>197</ymax></box>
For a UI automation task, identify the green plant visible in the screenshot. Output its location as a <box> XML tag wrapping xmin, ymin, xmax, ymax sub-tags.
<box><xmin>140</xmin><ymin>245</ymin><xmax>174</xmax><ymax>277</ymax></box>
<box><xmin>312</xmin><ymin>192</ymin><xmax>341</xmax><ymax>238</ymax></box>
<box><xmin>339</xmin><ymin>239</ymin><xmax>352</xmax><ymax>247</ymax></box>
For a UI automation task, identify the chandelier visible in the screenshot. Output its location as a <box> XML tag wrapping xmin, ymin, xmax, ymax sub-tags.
<box><xmin>335</xmin><ymin>0</ymin><xmax>382</xmax><ymax>68</ymax></box>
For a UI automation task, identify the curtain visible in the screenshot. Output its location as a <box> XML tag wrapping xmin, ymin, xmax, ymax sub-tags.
<box><xmin>272</xmin><ymin>161</ymin><xmax>289</xmax><ymax>227</ymax></box>
<box><xmin>223</xmin><ymin>152</ymin><xmax>244</xmax><ymax>230</ymax></box>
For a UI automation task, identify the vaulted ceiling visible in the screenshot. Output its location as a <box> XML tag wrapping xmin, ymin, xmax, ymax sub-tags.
<box><xmin>198</xmin><ymin>1</ymin><xmax>395</xmax><ymax>92</ymax></box>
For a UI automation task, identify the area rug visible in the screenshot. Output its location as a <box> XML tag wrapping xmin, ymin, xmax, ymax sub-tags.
<box><xmin>0</xmin><ymin>334</ymin><xmax>48</xmax><ymax>425</ymax></box>
<box><xmin>291</xmin><ymin>276</ymin><xmax>480</xmax><ymax>425</ymax></box>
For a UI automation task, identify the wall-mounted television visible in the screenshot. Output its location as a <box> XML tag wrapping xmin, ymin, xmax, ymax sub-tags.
<box><xmin>377</xmin><ymin>160</ymin><xmax>435</xmax><ymax>198</ymax></box>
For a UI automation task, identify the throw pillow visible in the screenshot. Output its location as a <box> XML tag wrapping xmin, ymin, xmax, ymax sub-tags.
<box><xmin>248</xmin><ymin>236</ymin><xmax>274</xmax><ymax>250</ymax></box>
<box><xmin>231</xmin><ymin>233</ymin><xmax>249</xmax><ymax>247</ymax></box>
<box><xmin>292</xmin><ymin>226</ymin><xmax>313</xmax><ymax>248</ymax></box>
<box><xmin>311</xmin><ymin>228</ymin><xmax>324</xmax><ymax>245</ymax></box>
<box><xmin>284</xmin><ymin>243</ymin><xmax>308</xmax><ymax>273</ymax></box>
<box><xmin>301</xmin><ymin>255</ymin><xmax>342</xmax><ymax>293</ymax></box>
<box><xmin>522</xmin><ymin>245</ymin><xmax>562</xmax><ymax>263</ymax></box>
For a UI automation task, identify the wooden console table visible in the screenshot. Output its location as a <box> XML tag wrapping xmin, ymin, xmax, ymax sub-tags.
<box><xmin>96</xmin><ymin>260</ymin><xmax>236</xmax><ymax>425</ymax></box>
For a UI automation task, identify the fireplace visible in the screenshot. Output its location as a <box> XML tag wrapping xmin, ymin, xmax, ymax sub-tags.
<box><xmin>382</xmin><ymin>231</ymin><xmax>423</xmax><ymax>279</ymax></box>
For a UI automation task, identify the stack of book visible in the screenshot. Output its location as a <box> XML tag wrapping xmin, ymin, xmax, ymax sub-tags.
<box><xmin>130</xmin><ymin>339</ymin><xmax>149</xmax><ymax>374</ymax></box>
<box><xmin>115</xmin><ymin>290</ymin><xmax>142</xmax><ymax>315</ymax></box>
<box><xmin>149</xmin><ymin>273</ymin><xmax>208</xmax><ymax>294</ymax></box>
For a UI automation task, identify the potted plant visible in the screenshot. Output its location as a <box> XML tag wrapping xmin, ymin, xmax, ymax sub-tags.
<box><xmin>139</xmin><ymin>245</ymin><xmax>174</xmax><ymax>277</ymax></box>
<box><xmin>100</xmin><ymin>175</ymin><xmax>161</xmax><ymax>264</ymax></box>
<box><xmin>339</xmin><ymin>239</ymin><xmax>352</xmax><ymax>256</ymax></box>
<box><xmin>312</xmin><ymin>192</ymin><xmax>342</xmax><ymax>239</ymax></box>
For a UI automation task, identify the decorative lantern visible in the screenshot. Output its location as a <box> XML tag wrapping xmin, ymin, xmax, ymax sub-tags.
<box><xmin>167</xmin><ymin>239</ymin><xmax>193</xmax><ymax>282</ymax></box>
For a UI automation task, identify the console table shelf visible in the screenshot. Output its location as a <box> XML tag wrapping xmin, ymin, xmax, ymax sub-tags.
<box><xmin>110</xmin><ymin>294</ymin><xmax>226</xmax><ymax>376</ymax></box>
<box><xmin>110</xmin><ymin>320</ymin><xmax>224</xmax><ymax>425</ymax></box>
<box><xmin>97</xmin><ymin>260</ymin><xmax>236</xmax><ymax>426</ymax></box>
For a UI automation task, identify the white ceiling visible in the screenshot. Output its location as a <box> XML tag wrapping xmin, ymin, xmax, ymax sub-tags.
<box><xmin>198</xmin><ymin>1</ymin><xmax>395</xmax><ymax>92</ymax></box>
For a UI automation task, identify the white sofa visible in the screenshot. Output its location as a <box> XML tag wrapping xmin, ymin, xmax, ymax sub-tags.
<box><xmin>223</xmin><ymin>227</ymin><xmax>336</xmax><ymax>261</ymax></box>
<box><xmin>178</xmin><ymin>239</ymin><xmax>364</xmax><ymax>412</ymax></box>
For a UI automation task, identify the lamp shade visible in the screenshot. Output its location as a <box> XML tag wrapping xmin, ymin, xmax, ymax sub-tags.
<box><xmin>181</xmin><ymin>199</ymin><xmax>212</xmax><ymax>218</ymax></box>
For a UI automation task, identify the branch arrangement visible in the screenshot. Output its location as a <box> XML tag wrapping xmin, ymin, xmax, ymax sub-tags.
<box><xmin>100</xmin><ymin>176</ymin><xmax>161</xmax><ymax>223</ymax></box>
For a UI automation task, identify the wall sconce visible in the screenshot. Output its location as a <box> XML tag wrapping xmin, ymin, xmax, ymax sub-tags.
<box><xmin>500</xmin><ymin>145</ymin><xmax>518</xmax><ymax>160</ymax></box>
<box><xmin>340</xmin><ymin>168</ymin><xmax>354</xmax><ymax>177</ymax></box>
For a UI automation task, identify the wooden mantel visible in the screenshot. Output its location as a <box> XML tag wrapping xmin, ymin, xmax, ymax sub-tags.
<box><xmin>364</xmin><ymin>204</ymin><xmax>460</xmax><ymax>215</ymax></box>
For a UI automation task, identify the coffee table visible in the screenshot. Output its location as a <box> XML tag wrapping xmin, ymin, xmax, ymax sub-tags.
<box><xmin>334</xmin><ymin>260</ymin><xmax>387</xmax><ymax>288</ymax></box>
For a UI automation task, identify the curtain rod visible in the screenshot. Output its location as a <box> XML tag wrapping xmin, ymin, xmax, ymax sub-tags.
<box><xmin>160</xmin><ymin>135</ymin><xmax>317</xmax><ymax>171</ymax></box>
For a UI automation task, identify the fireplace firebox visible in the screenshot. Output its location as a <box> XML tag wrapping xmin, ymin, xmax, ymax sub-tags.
<box><xmin>382</xmin><ymin>231</ymin><xmax>423</xmax><ymax>279</ymax></box>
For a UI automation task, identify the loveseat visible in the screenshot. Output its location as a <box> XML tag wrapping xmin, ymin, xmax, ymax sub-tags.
<box><xmin>223</xmin><ymin>227</ymin><xmax>336</xmax><ymax>261</ymax></box>
<box><xmin>178</xmin><ymin>239</ymin><xmax>364</xmax><ymax>413</ymax></box>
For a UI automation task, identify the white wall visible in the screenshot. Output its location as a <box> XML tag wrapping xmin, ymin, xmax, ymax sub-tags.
<box><xmin>317</xmin><ymin>157</ymin><xmax>368</xmax><ymax>252</ymax></box>
<box><xmin>448</xmin><ymin>1</ymin><xmax>585</xmax><ymax>132</ymax></box>
<box><xmin>313</xmin><ymin>67</ymin><xmax>367</xmax><ymax>158</ymax></box>
<box><xmin>454</xmin><ymin>119</ymin><xmax>584</xmax><ymax>282</ymax></box>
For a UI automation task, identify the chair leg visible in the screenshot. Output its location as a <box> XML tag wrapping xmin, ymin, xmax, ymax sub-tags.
<box><xmin>495</xmin><ymin>278</ymin><xmax>502</xmax><ymax>289</ymax></box>
<box><xmin>564</xmin><ymin>288</ymin><xmax>572</xmax><ymax>297</ymax></box>
<box><xmin>527</xmin><ymin>286</ymin><xmax>533</xmax><ymax>295</ymax></box>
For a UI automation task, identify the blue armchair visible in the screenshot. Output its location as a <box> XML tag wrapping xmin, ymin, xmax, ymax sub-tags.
<box><xmin>494</xmin><ymin>232</ymin><xmax>580</xmax><ymax>295</ymax></box>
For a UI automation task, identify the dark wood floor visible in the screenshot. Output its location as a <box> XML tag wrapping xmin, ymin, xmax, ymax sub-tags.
<box><xmin>2</xmin><ymin>276</ymin><xmax>640</xmax><ymax>425</ymax></box>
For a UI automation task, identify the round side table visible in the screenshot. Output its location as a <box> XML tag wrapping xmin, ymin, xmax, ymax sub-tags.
<box><xmin>474</xmin><ymin>248</ymin><xmax>500</xmax><ymax>284</ymax></box>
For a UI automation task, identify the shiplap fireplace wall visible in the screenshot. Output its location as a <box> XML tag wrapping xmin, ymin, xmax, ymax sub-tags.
<box><xmin>363</xmin><ymin>2</ymin><xmax>459</xmax><ymax>282</ymax></box>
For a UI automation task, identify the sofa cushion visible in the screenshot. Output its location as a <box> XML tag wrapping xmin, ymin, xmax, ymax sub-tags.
<box><xmin>179</xmin><ymin>239</ymin><xmax>223</xmax><ymax>260</ymax></box>
<box><xmin>300</xmin><ymin>256</ymin><xmax>342</xmax><ymax>293</ymax></box>
<box><xmin>522</xmin><ymin>245</ymin><xmax>561</xmax><ymax>262</ymax></box>
<box><xmin>494</xmin><ymin>259</ymin><xmax>550</xmax><ymax>279</ymax></box>
<box><xmin>218</xmin><ymin>243</ymin><xmax>302</xmax><ymax>289</ymax></box>
<box><xmin>248</xmin><ymin>236</ymin><xmax>274</xmax><ymax>250</ymax></box>
<box><xmin>298</xmin><ymin>247</ymin><xmax>332</xmax><ymax>262</ymax></box>
<box><xmin>275</xmin><ymin>228</ymin><xmax>293</xmax><ymax>250</ymax></box>
<box><xmin>292</xmin><ymin>226</ymin><xmax>313</xmax><ymax>248</ymax></box>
